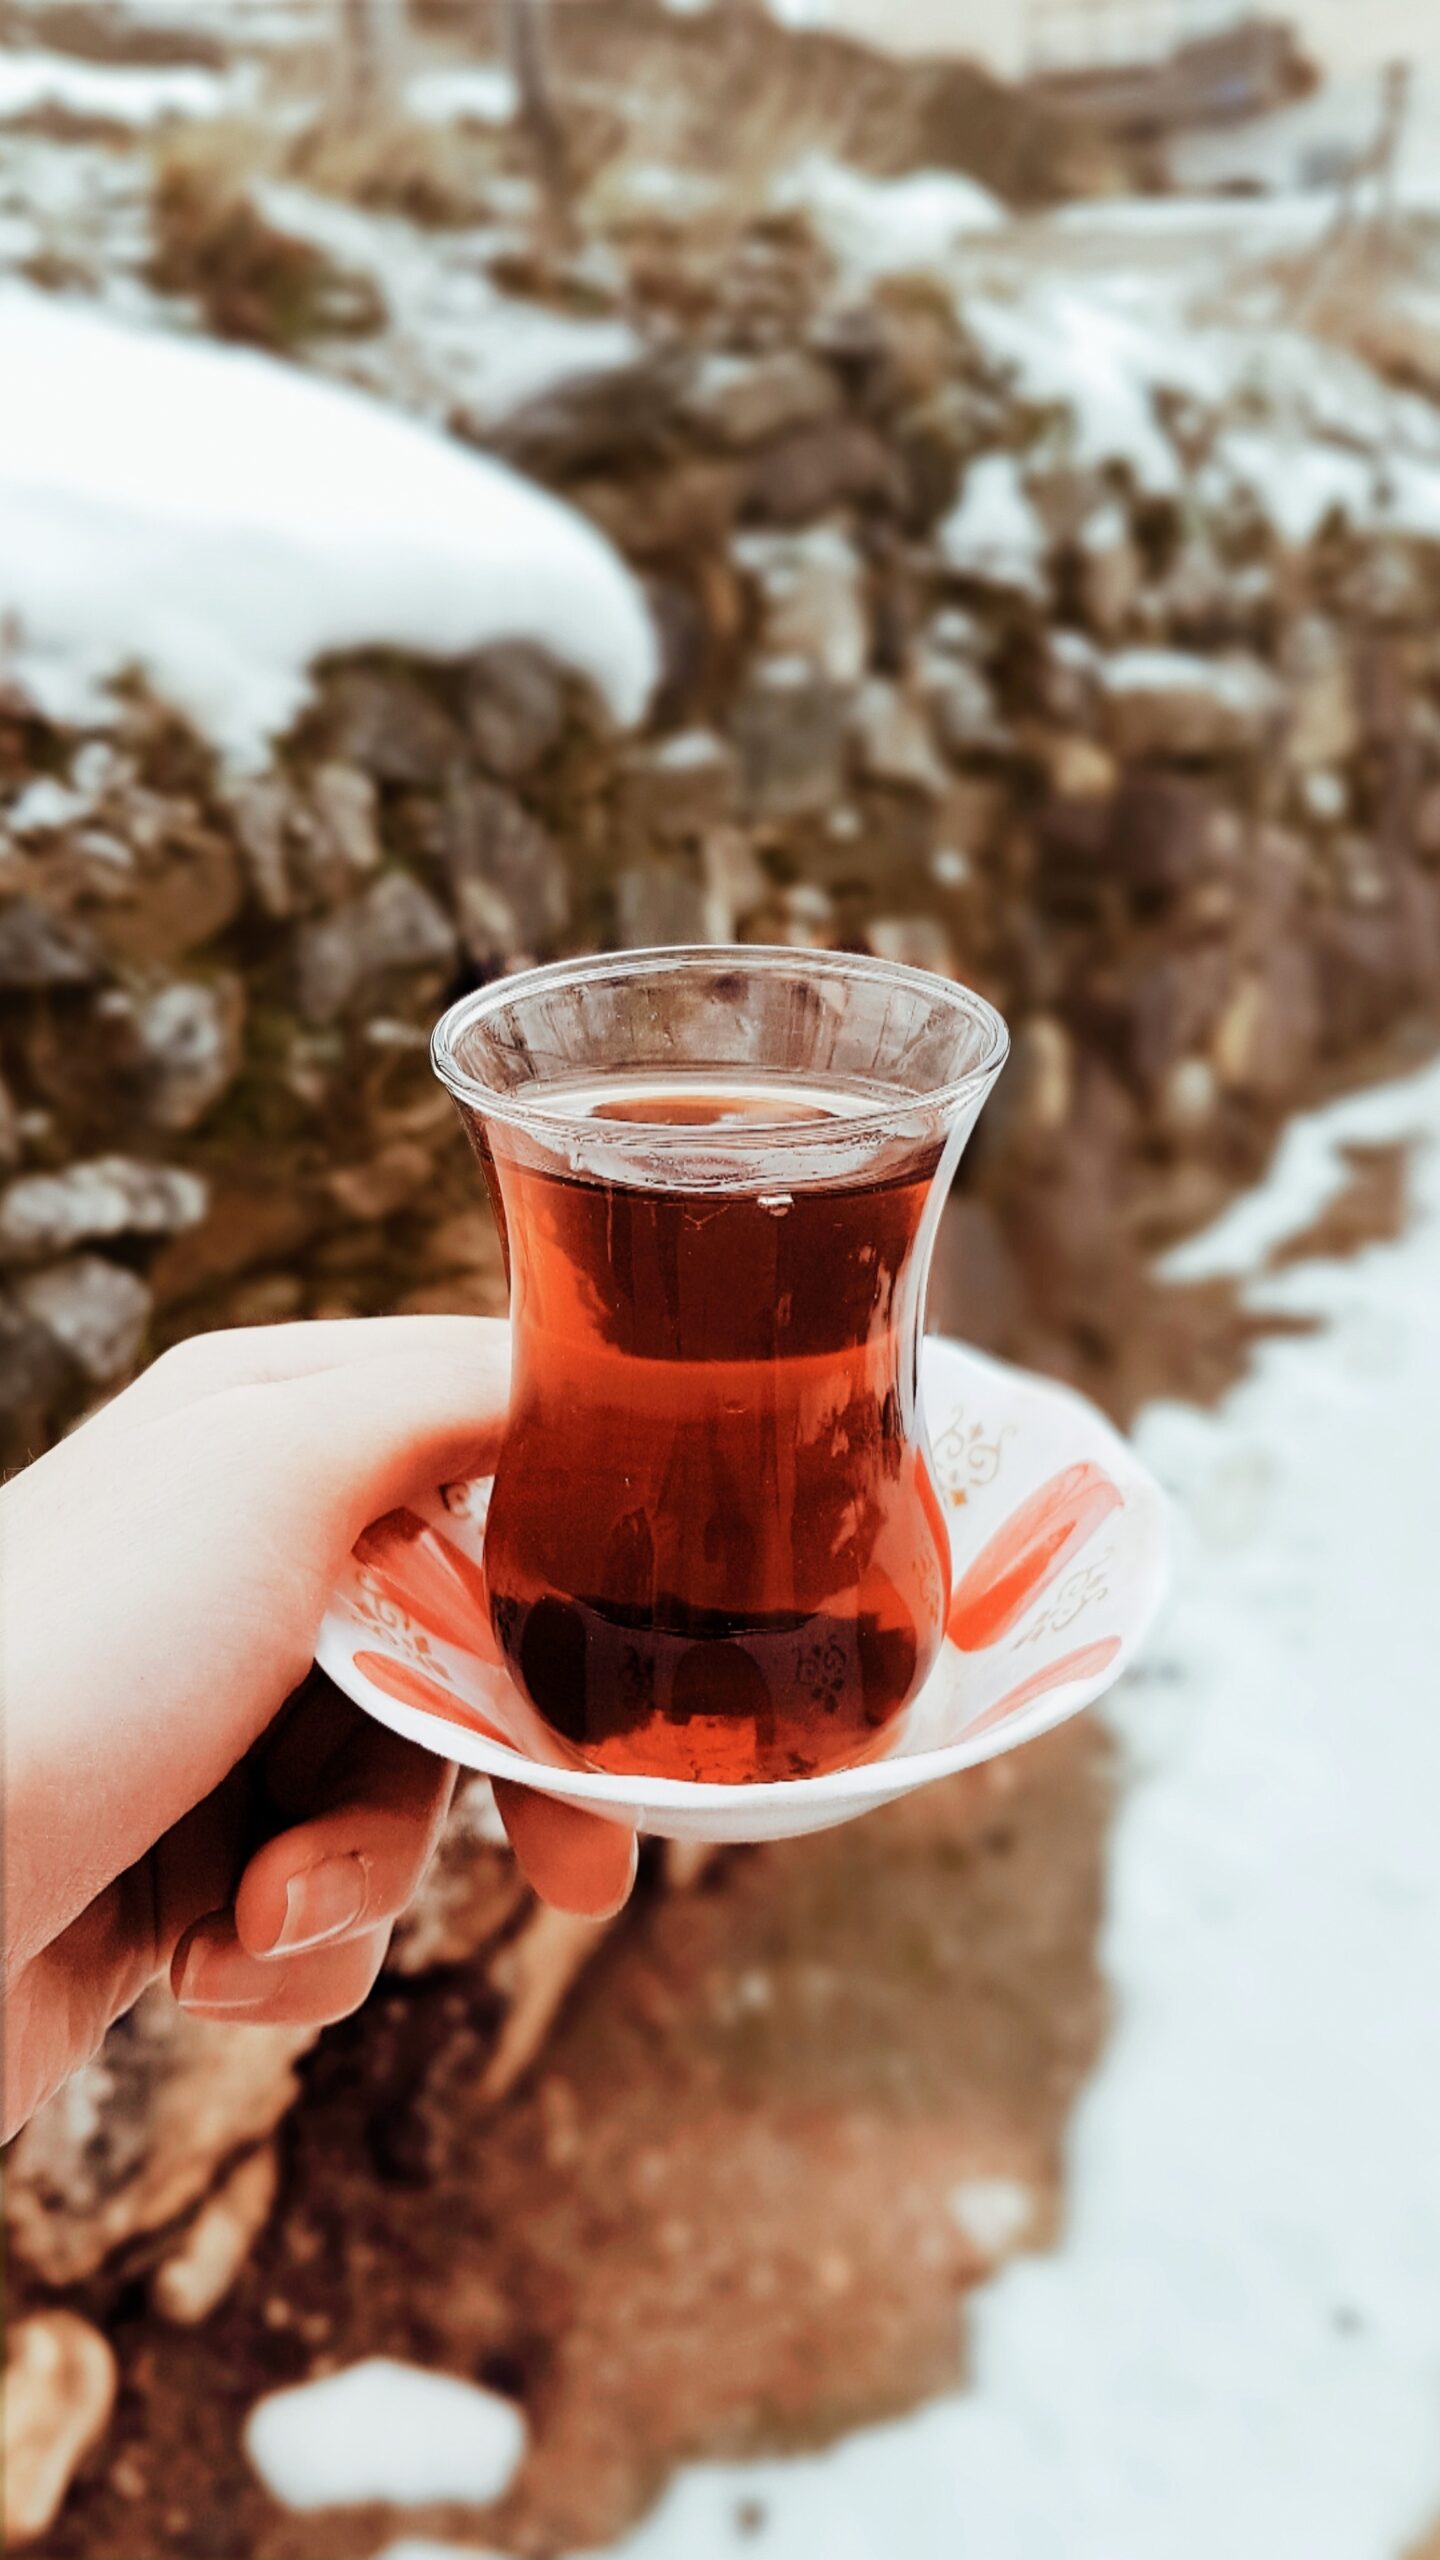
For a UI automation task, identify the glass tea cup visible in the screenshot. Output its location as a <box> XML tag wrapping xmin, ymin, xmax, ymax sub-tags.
<box><xmin>432</xmin><ymin>947</ymin><xmax>1008</xmax><ymax>1784</ymax></box>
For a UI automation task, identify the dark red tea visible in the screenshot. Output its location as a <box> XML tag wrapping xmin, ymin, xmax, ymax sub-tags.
<box><xmin>465</xmin><ymin>1075</ymin><xmax>952</xmax><ymax>1783</ymax></box>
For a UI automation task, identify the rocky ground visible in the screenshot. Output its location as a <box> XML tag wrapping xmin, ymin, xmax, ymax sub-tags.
<box><xmin>5</xmin><ymin>4</ymin><xmax>1440</xmax><ymax>2553</ymax></box>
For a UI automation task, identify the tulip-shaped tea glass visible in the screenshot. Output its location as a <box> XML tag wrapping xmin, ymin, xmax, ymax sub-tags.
<box><xmin>432</xmin><ymin>948</ymin><xmax>1008</xmax><ymax>1783</ymax></box>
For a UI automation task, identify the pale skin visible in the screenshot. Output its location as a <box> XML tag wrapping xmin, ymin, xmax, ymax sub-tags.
<box><xmin>0</xmin><ymin>1317</ymin><xmax>637</xmax><ymax>2143</ymax></box>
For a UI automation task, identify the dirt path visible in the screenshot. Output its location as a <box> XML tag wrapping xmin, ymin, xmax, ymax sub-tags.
<box><xmin>39</xmin><ymin>1724</ymin><xmax>1110</xmax><ymax>2560</ymax></box>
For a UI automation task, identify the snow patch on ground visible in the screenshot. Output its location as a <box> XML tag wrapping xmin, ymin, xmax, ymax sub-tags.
<box><xmin>251</xmin><ymin>182</ymin><xmax>645</xmax><ymax>432</ymax></box>
<box><xmin>965</xmin><ymin>282</ymin><xmax>1208</xmax><ymax>494</ymax></box>
<box><xmin>580</xmin><ymin>1053</ymin><xmax>1440</xmax><ymax>2557</ymax></box>
<box><xmin>405</xmin><ymin>64</ymin><xmax>518</xmax><ymax>127</ymax></box>
<box><xmin>0</xmin><ymin>49</ymin><xmax>230</xmax><ymax>125</ymax></box>
<box><xmin>1161</xmin><ymin>1056</ymin><xmax>1440</xmax><ymax>1283</ymax></box>
<box><xmin>245</xmin><ymin>2358</ymin><xmax>526</xmax><ymax>2511</ymax></box>
<box><xmin>773</xmin><ymin>154</ymin><xmax>1005</xmax><ymax>280</ymax></box>
<box><xmin>0</xmin><ymin>286</ymin><xmax>656</xmax><ymax>758</ymax></box>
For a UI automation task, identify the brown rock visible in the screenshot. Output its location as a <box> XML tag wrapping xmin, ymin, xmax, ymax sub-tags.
<box><xmin>976</xmin><ymin>1013</ymin><xmax>1073</xmax><ymax>1175</ymax></box>
<box><xmin>617</xmin><ymin>730</ymin><xmax>738</xmax><ymax>841</ymax></box>
<box><xmin>11</xmin><ymin>1255</ymin><xmax>152</xmax><ymax>1383</ymax></box>
<box><xmin>121</xmin><ymin>975</ymin><xmax>246</xmax><ymax>1132</ymax></box>
<box><xmin>928</xmin><ymin>1193</ymin><xmax>1029</xmax><ymax>1357</ymax></box>
<box><xmin>1211</xmin><ymin>945</ymin><xmax>1320</xmax><ymax>1100</ymax></box>
<box><xmin>851</xmin><ymin>679</ymin><xmax>948</xmax><ymax>797</ymax></box>
<box><xmin>735</xmin><ymin>524</ymin><xmax>869</xmax><ymax>688</ymax></box>
<box><xmin>1076</xmin><ymin>502</ymin><xmax>1141</xmax><ymax>642</ymax></box>
<box><xmin>0</xmin><ymin>895</ymin><xmax>100</xmax><ymax>988</ymax></box>
<box><xmin>741</xmin><ymin>419</ymin><xmax>900</xmax><ymax>528</ymax></box>
<box><xmin>487</xmin><ymin>352</ymin><xmax>685</xmax><ymax>482</ymax></box>
<box><xmin>0</xmin><ymin>1156</ymin><xmax>207</xmax><ymax>1264</ymax></box>
<box><xmin>326</xmin><ymin>1141</ymin><xmax>433</xmax><ymax>1222</ymax></box>
<box><xmin>305</xmin><ymin>761</ymin><xmax>381</xmax><ymax>897</ymax></box>
<box><xmin>293</xmin><ymin>871</ymin><xmax>457</xmax><ymax>1021</ymax></box>
<box><xmin>700</xmin><ymin>828</ymin><xmax>771</xmax><ymax>937</ymax></box>
<box><xmin>440</xmin><ymin>776</ymin><xmax>569</xmax><ymax>967</ymax></box>
<box><xmin>323</xmin><ymin>666</ymin><xmax>464</xmax><ymax>786</ymax></box>
<box><xmin>614</xmin><ymin>862</ymin><xmax>713</xmax><ymax>948</ymax></box>
<box><xmin>147</xmin><ymin>1175</ymin><xmax>317</xmax><ymax>1310</ymax></box>
<box><xmin>574</xmin><ymin>459</ymin><xmax>741</xmax><ymax>568</ymax></box>
<box><xmin>1155</xmin><ymin>1055</ymin><xmax>1218</xmax><ymax>1141</ymax></box>
<box><xmin>0</xmin><ymin>1291</ymin><xmax>72</xmax><ymax>1456</ymax></box>
<box><xmin>927</xmin><ymin>659</ymin><xmax>1010</xmax><ymax>763</ymax></box>
<box><xmin>1034</xmin><ymin>733</ymin><xmax>1116</xmax><ymax>802</ymax></box>
<box><xmin>1127</xmin><ymin>946</ymin><xmax>1234</xmax><ymax>1094</ymax></box>
<box><xmin>863</xmin><ymin>915</ymin><xmax>957</xmax><ymax>976</ymax></box>
<box><xmin>743</xmin><ymin>879</ymin><xmax>837</xmax><ymax>948</ymax></box>
<box><xmin>3</xmin><ymin>2312</ymin><xmax>117</xmax><ymax>2551</ymax></box>
<box><xmin>151</xmin><ymin>2143</ymin><xmax>280</xmax><ymax>2326</ymax></box>
<box><xmin>1414</xmin><ymin>780</ymin><xmax>1440</xmax><ymax>864</ymax></box>
<box><xmin>425</xmin><ymin>1209</ymin><xmax>505</xmax><ymax>1280</ymax></box>
<box><xmin>1282</xmin><ymin>617</ymin><xmax>1359</xmax><ymax>770</ymax></box>
<box><xmin>97</xmin><ymin>822</ymin><xmax>243</xmax><ymax>967</ymax></box>
<box><xmin>683</xmin><ymin>350</ymin><xmax>839</xmax><ymax>449</ymax></box>
<box><xmin>6</xmin><ymin>1987</ymin><xmax>317</xmax><ymax>2285</ymax></box>
<box><xmin>0</xmin><ymin>1067</ymin><xmax>20</xmax><ymax>1170</ymax></box>
<box><xmin>1105</xmin><ymin>772</ymin><xmax>1242</xmax><ymax>897</ymax></box>
<box><xmin>463</xmin><ymin>643</ymin><xmax>567</xmax><ymax>780</ymax></box>
<box><xmin>224</xmin><ymin>775</ymin><xmax>294</xmax><ymax>918</ymax></box>
<box><xmin>732</xmin><ymin>658</ymin><xmax>847</xmax><ymax>817</ymax></box>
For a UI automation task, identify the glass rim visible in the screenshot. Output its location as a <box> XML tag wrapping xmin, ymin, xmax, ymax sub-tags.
<box><xmin>430</xmin><ymin>944</ymin><xmax>1010</xmax><ymax>1145</ymax></box>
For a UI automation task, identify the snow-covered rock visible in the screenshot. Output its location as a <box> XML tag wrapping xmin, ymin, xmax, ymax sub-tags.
<box><xmin>938</xmin><ymin>455</ymin><xmax>1048</xmax><ymax>602</ymax></box>
<box><xmin>0</xmin><ymin>1156</ymin><xmax>207</xmax><ymax>1263</ymax></box>
<box><xmin>0</xmin><ymin>287</ymin><xmax>656</xmax><ymax>761</ymax></box>
<box><xmin>1099</xmin><ymin>648</ymin><xmax>1282</xmax><ymax>761</ymax></box>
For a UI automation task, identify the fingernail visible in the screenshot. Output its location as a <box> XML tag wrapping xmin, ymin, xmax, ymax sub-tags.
<box><xmin>176</xmin><ymin>1937</ymin><xmax>271</xmax><ymax>2012</ymax></box>
<box><xmin>271</xmin><ymin>1854</ymin><xmax>369</xmax><ymax>1954</ymax></box>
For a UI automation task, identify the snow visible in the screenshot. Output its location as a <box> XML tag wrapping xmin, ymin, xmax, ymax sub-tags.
<box><xmin>1213</xmin><ymin>430</ymin><xmax>1380</xmax><ymax>547</ymax></box>
<box><xmin>377</xmin><ymin>2546</ymin><xmax>507</xmax><ymax>2560</ymax></box>
<box><xmin>405</xmin><ymin>64</ymin><xmax>518</xmax><ymax>128</ymax></box>
<box><xmin>576</xmin><ymin>1051</ymin><xmax>1440</xmax><ymax>2558</ymax></box>
<box><xmin>937</xmin><ymin>454</ymin><xmax>1047</xmax><ymax>597</ymax></box>
<box><xmin>1161</xmin><ymin>1056</ymin><xmax>1440</xmax><ymax>1284</ymax></box>
<box><xmin>773</xmin><ymin>154</ymin><xmax>1005</xmax><ymax>281</ymax></box>
<box><xmin>964</xmin><ymin>283</ymin><xmax>1216</xmax><ymax>496</ymax></box>
<box><xmin>249</xmin><ymin>182</ymin><xmax>645</xmax><ymax>433</ymax></box>
<box><xmin>946</xmin><ymin>2178</ymin><xmax>1035</xmax><ymax>2262</ymax></box>
<box><xmin>245</xmin><ymin>2358</ymin><xmax>526</xmax><ymax>2512</ymax></box>
<box><xmin>0</xmin><ymin>286</ymin><xmax>656</xmax><ymax>759</ymax></box>
<box><xmin>0</xmin><ymin>49</ymin><xmax>229</xmax><ymax>125</ymax></box>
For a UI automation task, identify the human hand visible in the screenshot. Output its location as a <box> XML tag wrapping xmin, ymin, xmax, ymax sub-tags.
<box><xmin>0</xmin><ymin>1317</ymin><xmax>636</xmax><ymax>2140</ymax></box>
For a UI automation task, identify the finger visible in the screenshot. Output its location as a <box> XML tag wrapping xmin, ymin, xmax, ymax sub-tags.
<box><xmin>3</xmin><ymin>1775</ymin><xmax>249</xmax><ymax>2138</ymax></box>
<box><xmin>235</xmin><ymin>1723</ymin><xmax>455</xmax><ymax>1958</ymax></box>
<box><xmin>77</xmin><ymin>1317</ymin><xmax>510</xmax><ymax>1437</ymax></box>
<box><xmin>262</xmin><ymin>1329</ymin><xmax>512</xmax><ymax>1533</ymax></box>
<box><xmin>172</xmin><ymin>1912</ymin><xmax>392</xmax><ymax>2025</ymax></box>
<box><xmin>492</xmin><ymin>1780</ymin><xmax>638</xmax><ymax>1919</ymax></box>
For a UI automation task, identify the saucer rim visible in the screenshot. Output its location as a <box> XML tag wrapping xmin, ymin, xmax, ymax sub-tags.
<box><xmin>315</xmin><ymin>1338</ymin><xmax>1171</xmax><ymax>1816</ymax></box>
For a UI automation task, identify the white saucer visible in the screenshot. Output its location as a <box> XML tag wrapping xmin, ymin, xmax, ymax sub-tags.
<box><xmin>316</xmin><ymin>1338</ymin><xmax>1170</xmax><ymax>1845</ymax></box>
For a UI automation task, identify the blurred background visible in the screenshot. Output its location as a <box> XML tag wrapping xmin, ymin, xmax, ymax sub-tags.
<box><xmin>3</xmin><ymin>1</ymin><xmax>1440</xmax><ymax>2554</ymax></box>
